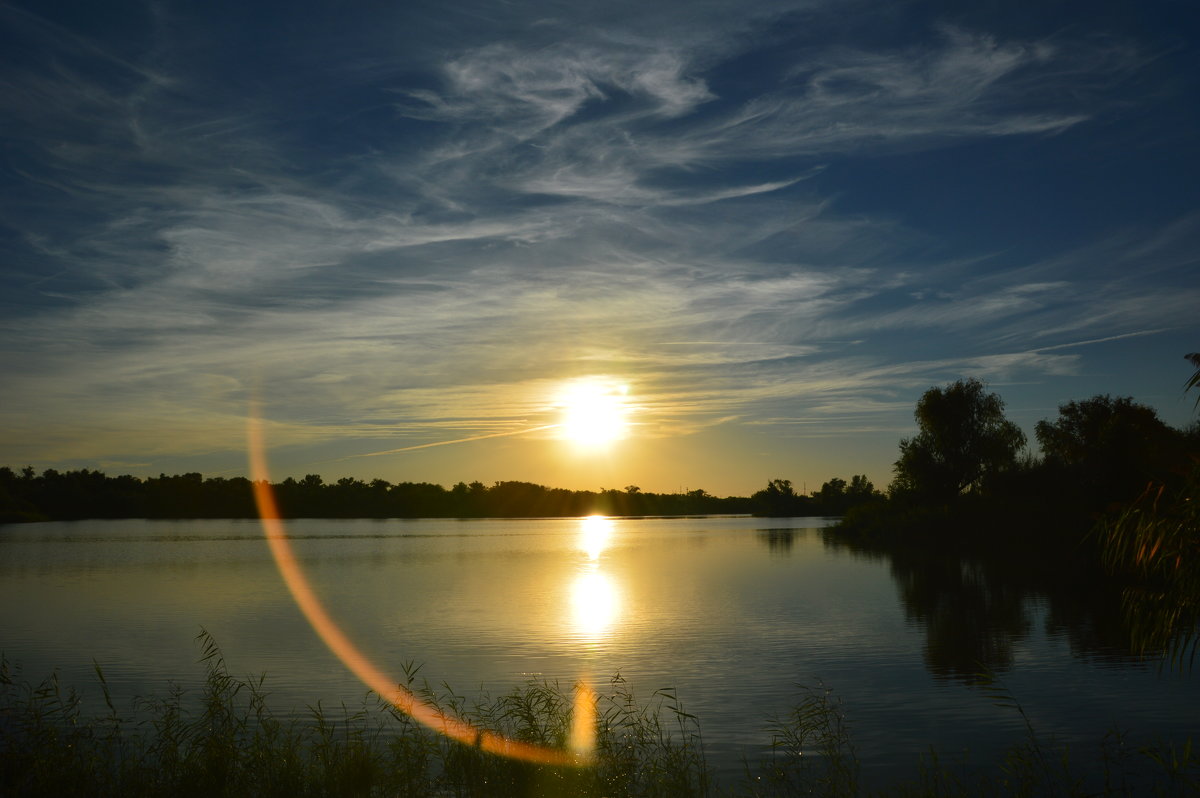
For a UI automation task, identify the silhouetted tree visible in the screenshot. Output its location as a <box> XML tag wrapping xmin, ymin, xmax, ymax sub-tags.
<box><xmin>145</xmin><ymin>472</ymin><xmax>207</xmax><ymax>518</ymax></box>
<box><xmin>1035</xmin><ymin>395</ymin><xmax>1183</xmax><ymax>506</ymax></box>
<box><xmin>389</xmin><ymin>482</ymin><xmax>450</xmax><ymax>517</ymax></box>
<box><xmin>0</xmin><ymin>466</ymin><xmax>46</xmax><ymax>522</ymax></box>
<box><xmin>483</xmin><ymin>481</ymin><xmax>553</xmax><ymax>517</ymax></box>
<box><xmin>753</xmin><ymin>478</ymin><xmax>810</xmax><ymax>516</ymax></box>
<box><xmin>815</xmin><ymin>477</ymin><xmax>847</xmax><ymax>509</ymax></box>
<box><xmin>848</xmin><ymin>474</ymin><xmax>874</xmax><ymax>498</ymax></box>
<box><xmin>812</xmin><ymin>474</ymin><xmax>879</xmax><ymax>514</ymax></box>
<box><xmin>892</xmin><ymin>378</ymin><xmax>1025</xmax><ymax>503</ymax></box>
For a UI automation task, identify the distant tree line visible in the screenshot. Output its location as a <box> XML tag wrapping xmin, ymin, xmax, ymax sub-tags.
<box><xmin>0</xmin><ymin>468</ymin><xmax>259</xmax><ymax>522</ymax></box>
<box><xmin>0</xmin><ymin>468</ymin><xmax>878</xmax><ymax>524</ymax></box>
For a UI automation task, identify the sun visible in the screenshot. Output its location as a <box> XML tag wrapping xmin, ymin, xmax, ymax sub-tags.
<box><xmin>558</xmin><ymin>380</ymin><xmax>630</xmax><ymax>448</ymax></box>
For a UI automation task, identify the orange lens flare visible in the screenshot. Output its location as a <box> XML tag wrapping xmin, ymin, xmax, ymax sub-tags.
<box><xmin>247</xmin><ymin>410</ymin><xmax>593</xmax><ymax>766</ymax></box>
<box><xmin>570</xmin><ymin>683</ymin><xmax>598</xmax><ymax>756</ymax></box>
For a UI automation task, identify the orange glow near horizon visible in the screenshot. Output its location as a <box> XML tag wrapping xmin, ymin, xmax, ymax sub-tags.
<box><xmin>247</xmin><ymin>408</ymin><xmax>594</xmax><ymax>766</ymax></box>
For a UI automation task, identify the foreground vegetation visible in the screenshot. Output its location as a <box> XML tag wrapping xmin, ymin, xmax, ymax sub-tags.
<box><xmin>1</xmin><ymin>634</ymin><xmax>1196</xmax><ymax>797</ymax></box>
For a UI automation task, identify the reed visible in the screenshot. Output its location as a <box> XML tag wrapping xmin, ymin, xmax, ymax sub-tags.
<box><xmin>0</xmin><ymin>633</ymin><xmax>1196</xmax><ymax>797</ymax></box>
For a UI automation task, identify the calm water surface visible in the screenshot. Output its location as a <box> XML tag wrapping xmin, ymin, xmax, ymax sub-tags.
<box><xmin>1</xmin><ymin>516</ymin><xmax>1195</xmax><ymax>786</ymax></box>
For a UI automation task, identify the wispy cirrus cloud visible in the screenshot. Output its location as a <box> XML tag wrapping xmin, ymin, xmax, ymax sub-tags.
<box><xmin>402</xmin><ymin>44</ymin><xmax>714</xmax><ymax>131</ymax></box>
<box><xmin>386</xmin><ymin>23</ymin><xmax>1135</xmax><ymax>217</ymax></box>
<box><xmin>685</xmin><ymin>26</ymin><xmax>1135</xmax><ymax>159</ymax></box>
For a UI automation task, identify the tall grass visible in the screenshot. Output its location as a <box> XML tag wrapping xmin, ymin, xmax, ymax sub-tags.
<box><xmin>1</xmin><ymin>632</ymin><xmax>1196</xmax><ymax>796</ymax></box>
<box><xmin>1098</xmin><ymin>464</ymin><xmax>1200</xmax><ymax>671</ymax></box>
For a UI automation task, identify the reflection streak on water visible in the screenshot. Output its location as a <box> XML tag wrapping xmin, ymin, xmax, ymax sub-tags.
<box><xmin>571</xmin><ymin>570</ymin><xmax>619</xmax><ymax>639</ymax></box>
<box><xmin>580</xmin><ymin>515</ymin><xmax>612</xmax><ymax>561</ymax></box>
<box><xmin>570</xmin><ymin>516</ymin><xmax>622</xmax><ymax>642</ymax></box>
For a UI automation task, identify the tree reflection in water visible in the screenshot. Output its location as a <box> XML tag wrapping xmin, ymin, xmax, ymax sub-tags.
<box><xmin>891</xmin><ymin>551</ymin><xmax>1030</xmax><ymax>681</ymax></box>
<box><xmin>823</xmin><ymin>533</ymin><xmax>1149</xmax><ymax>683</ymax></box>
<box><xmin>757</xmin><ymin>528</ymin><xmax>796</xmax><ymax>554</ymax></box>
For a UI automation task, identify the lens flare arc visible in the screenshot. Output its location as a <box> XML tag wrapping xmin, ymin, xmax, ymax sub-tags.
<box><xmin>248</xmin><ymin>411</ymin><xmax>593</xmax><ymax>766</ymax></box>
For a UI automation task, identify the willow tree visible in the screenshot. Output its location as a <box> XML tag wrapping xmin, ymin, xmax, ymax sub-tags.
<box><xmin>892</xmin><ymin>378</ymin><xmax>1026</xmax><ymax>503</ymax></box>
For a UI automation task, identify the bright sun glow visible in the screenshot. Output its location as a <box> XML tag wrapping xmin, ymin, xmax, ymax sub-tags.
<box><xmin>558</xmin><ymin>380</ymin><xmax>629</xmax><ymax>448</ymax></box>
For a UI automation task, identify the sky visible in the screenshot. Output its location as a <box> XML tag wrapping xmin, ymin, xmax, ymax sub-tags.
<box><xmin>2</xmin><ymin>0</ymin><xmax>1198</xmax><ymax>497</ymax></box>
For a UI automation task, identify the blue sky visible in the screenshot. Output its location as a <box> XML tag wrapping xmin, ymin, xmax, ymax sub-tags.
<box><xmin>2</xmin><ymin>0</ymin><xmax>1198</xmax><ymax>496</ymax></box>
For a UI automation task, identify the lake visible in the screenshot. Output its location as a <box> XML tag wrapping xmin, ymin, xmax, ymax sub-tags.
<box><xmin>0</xmin><ymin>515</ymin><xmax>1195</xmax><ymax>789</ymax></box>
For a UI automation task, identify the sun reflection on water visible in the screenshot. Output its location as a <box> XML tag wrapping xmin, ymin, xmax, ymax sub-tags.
<box><xmin>571</xmin><ymin>570</ymin><xmax>620</xmax><ymax>637</ymax></box>
<box><xmin>580</xmin><ymin>514</ymin><xmax>613</xmax><ymax>561</ymax></box>
<box><xmin>570</xmin><ymin>515</ymin><xmax>622</xmax><ymax>641</ymax></box>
